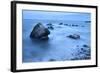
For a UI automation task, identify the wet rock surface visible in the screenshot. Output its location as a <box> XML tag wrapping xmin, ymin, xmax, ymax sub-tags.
<box><xmin>70</xmin><ymin>44</ymin><xmax>90</xmax><ymax>60</ymax></box>
<box><xmin>30</xmin><ymin>23</ymin><xmax>50</xmax><ymax>40</ymax></box>
<box><xmin>67</xmin><ymin>34</ymin><xmax>80</xmax><ymax>39</ymax></box>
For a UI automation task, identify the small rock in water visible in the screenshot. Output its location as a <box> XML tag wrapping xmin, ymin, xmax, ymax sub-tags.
<box><xmin>48</xmin><ymin>26</ymin><xmax>54</xmax><ymax>30</ymax></box>
<box><xmin>30</xmin><ymin>23</ymin><xmax>50</xmax><ymax>40</ymax></box>
<box><xmin>47</xmin><ymin>23</ymin><xmax>54</xmax><ymax>30</ymax></box>
<box><xmin>81</xmin><ymin>48</ymin><xmax>84</xmax><ymax>51</ymax></box>
<box><xmin>81</xmin><ymin>48</ymin><xmax>87</xmax><ymax>52</ymax></box>
<box><xmin>85</xmin><ymin>21</ymin><xmax>91</xmax><ymax>23</ymax></box>
<box><xmin>72</xmin><ymin>24</ymin><xmax>78</xmax><ymax>27</ymax></box>
<box><xmin>72</xmin><ymin>24</ymin><xmax>75</xmax><ymax>26</ymax></box>
<box><xmin>75</xmin><ymin>25</ymin><xmax>78</xmax><ymax>27</ymax></box>
<box><xmin>83</xmin><ymin>44</ymin><xmax>90</xmax><ymax>48</ymax></box>
<box><xmin>49</xmin><ymin>59</ymin><xmax>56</xmax><ymax>61</ymax></box>
<box><xmin>67</xmin><ymin>34</ymin><xmax>80</xmax><ymax>39</ymax></box>
<box><xmin>47</xmin><ymin>23</ymin><xmax>52</xmax><ymax>26</ymax></box>
<box><xmin>64</xmin><ymin>24</ymin><xmax>68</xmax><ymax>26</ymax></box>
<box><xmin>59</xmin><ymin>23</ymin><xmax>63</xmax><ymax>25</ymax></box>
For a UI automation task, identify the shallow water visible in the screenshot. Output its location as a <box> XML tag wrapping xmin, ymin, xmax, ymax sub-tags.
<box><xmin>22</xmin><ymin>19</ymin><xmax>91</xmax><ymax>63</ymax></box>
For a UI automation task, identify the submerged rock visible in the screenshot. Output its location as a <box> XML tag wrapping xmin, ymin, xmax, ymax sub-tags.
<box><xmin>47</xmin><ymin>23</ymin><xmax>54</xmax><ymax>30</ymax></box>
<box><xmin>83</xmin><ymin>44</ymin><xmax>90</xmax><ymax>48</ymax></box>
<box><xmin>49</xmin><ymin>59</ymin><xmax>56</xmax><ymax>61</ymax></box>
<box><xmin>47</xmin><ymin>23</ymin><xmax>52</xmax><ymax>26</ymax></box>
<box><xmin>67</xmin><ymin>34</ymin><xmax>80</xmax><ymax>39</ymax></box>
<box><xmin>64</xmin><ymin>24</ymin><xmax>68</xmax><ymax>26</ymax></box>
<box><xmin>48</xmin><ymin>26</ymin><xmax>54</xmax><ymax>30</ymax></box>
<box><xmin>71</xmin><ymin>24</ymin><xmax>78</xmax><ymax>27</ymax></box>
<box><xmin>85</xmin><ymin>21</ymin><xmax>91</xmax><ymax>23</ymax></box>
<box><xmin>59</xmin><ymin>23</ymin><xmax>63</xmax><ymax>25</ymax></box>
<box><xmin>30</xmin><ymin>23</ymin><xmax>50</xmax><ymax>40</ymax></box>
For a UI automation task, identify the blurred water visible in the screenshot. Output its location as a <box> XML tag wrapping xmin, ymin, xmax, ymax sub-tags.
<box><xmin>22</xmin><ymin>19</ymin><xmax>91</xmax><ymax>63</ymax></box>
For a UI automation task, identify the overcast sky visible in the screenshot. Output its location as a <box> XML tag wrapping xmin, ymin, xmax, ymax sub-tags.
<box><xmin>23</xmin><ymin>10</ymin><xmax>91</xmax><ymax>21</ymax></box>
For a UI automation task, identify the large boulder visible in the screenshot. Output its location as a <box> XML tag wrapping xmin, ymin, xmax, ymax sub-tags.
<box><xmin>30</xmin><ymin>23</ymin><xmax>50</xmax><ymax>40</ymax></box>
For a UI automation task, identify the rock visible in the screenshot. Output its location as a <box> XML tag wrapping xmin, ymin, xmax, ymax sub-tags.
<box><xmin>75</xmin><ymin>25</ymin><xmax>78</xmax><ymax>27</ymax></box>
<box><xmin>49</xmin><ymin>59</ymin><xmax>56</xmax><ymax>61</ymax></box>
<box><xmin>48</xmin><ymin>26</ymin><xmax>54</xmax><ymax>30</ymax></box>
<box><xmin>67</xmin><ymin>34</ymin><xmax>80</xmax><ymax>39</ymax></box>
<box><xmin>30</xmin><ymin>23</ymin><xmax>50</xmax><ymax>40</ymax></box>
<box><xmin>47</xmin><ymin>23</ymin><xmax>52</xmax><ymax>26</ymax></box>
<box><xmin>64</xmin><ymin>24</ymin><xmax>68</xmax><ymax>26</ymax></box>
<box><xmin>81</xmin><ymin>48</ymin><xmax>87</xmax><ymax>52</ymax></box>
<box><xmin>85</xmin><ymin>21</ymin><xmax>91</xmax><ymax>23</ymax></box>
<box><xmin>47</xmin><ymin>23</ymin><xmax>54</xmax><ymax>30</ymax></box>
<box><xmin>59</xmin><ymin>23</ymin><xmax>63</xmax><ymax>25</ymax></box>
<box><xmin>72</xmin><ymin>24</ymin><xmax>78</xmax><ymax>27</ymax></box>
<box><xmin>83</xmin><ymin>44</ymin><xmax>89</xmax><ymax>48</ymax></box>
<box><xmin>81</xmin><ymin>48</ymin><xmax>84</xmax><ymax>51</ymax></box>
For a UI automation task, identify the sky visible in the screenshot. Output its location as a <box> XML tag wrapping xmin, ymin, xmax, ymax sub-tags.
<box><xmin>23</xmin><ymin>10</ymin><xmax>91</xmax><ymax>21</ymax></box>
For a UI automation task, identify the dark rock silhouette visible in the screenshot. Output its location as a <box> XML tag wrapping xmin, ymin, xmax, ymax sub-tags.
<box><xmin>83</xmin><ymin>44</ymin><xmax>90</xmax><ymax>48</ymax></box>
<box><xmin>71</xmin><ymin>24</ymin><xmax>78</xmax><ymax>27</ymax></box>
<box><xmin>49</xmin><ymin>59</ymin><xmax>56</xmax><ymax>61</ymax></box>
<box><xmin>30</xmin><ymin>23</ymin><xmax>50</xmax><ymax>40</ymax></box>
<box><xmin>67</xmin><ymin>34</ymin><xmax>80</xmax><ymax>39</ymax></box>
<box><xmin>47</xmin><ymin>23</ymin><xmax>52</xmax><ymax>26</ymax></box>
<box><xmin>75</xmin><ymin>25</ymin><xmax>78</xmax><ymax>27</ymax></box>
<box><xmin>48</xmin><ymin>26</ymin><xmax>54</xmax><ymax>30</ymax></box>
<box><xmin>59</xmin><ymin>23</ymin><xmax>63</xmax><ymax>25</ymax></box>
<box><xmin>72</xmin><ymin>24</ymin><xmax>75</xmax><ymax>26</ymax></box>
<box><xmin>47</xmin><ymin>23</ymin><xmax>54</xmax><ymax>30</ymax></box>
<box><xmin>64</xmin><ymin>24</ymin><xmax>68</xmax><ymax>26</ymax></box>
<box><xmin>85</xmin><ymin>21</ymin><xmax>91</xmax><ymax>23</ymax></box>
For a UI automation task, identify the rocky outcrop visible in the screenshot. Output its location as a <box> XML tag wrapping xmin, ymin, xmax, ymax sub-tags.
<box><xmin>30</xmin><ymin>23</ymin><xmax>50</xmax><ymax>40</ymax></box>
<box><xmin>67</xmin><ymin>34</ymin><xmax>80</xmax><ymax>39</ymax></box>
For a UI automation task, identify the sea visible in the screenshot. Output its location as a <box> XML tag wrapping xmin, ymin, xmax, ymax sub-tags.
<box><xmin>22</xmin><ymin>19</ymin><xmax>91</xmax><ymax>63</ymax></box>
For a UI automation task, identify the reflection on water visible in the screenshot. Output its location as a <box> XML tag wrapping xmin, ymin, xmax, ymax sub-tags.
<box><xmin>22</xmin><ymin>19</ymin><xmax>91</xmax><ymax>63</ymax></box>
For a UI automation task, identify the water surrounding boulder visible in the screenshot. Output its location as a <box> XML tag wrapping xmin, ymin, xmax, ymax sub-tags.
<box><xmin>30</xmin><ymin>23</ymin><xmax>50</xmax><ymax>40</ymax></box>
<box><xmin>67</xmin><ymin>34</ymin><xmax>80</xmax><ymax>39</ymax></box>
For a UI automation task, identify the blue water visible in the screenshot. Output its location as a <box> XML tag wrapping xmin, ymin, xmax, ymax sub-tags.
<box><xmin>22</xmin><ymin>19</ymin><xmax>91</xmax><ymax>63</ymax></box>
